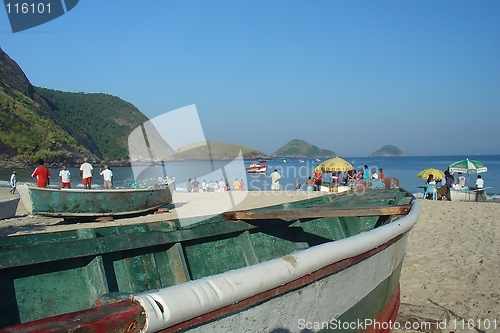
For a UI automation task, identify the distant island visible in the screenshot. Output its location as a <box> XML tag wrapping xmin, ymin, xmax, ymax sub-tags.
<box><xmin>163</xmin><ymin>141</ymin><xmax>269</xmax><ymax>161</ymax></box>
<box><xmin>271</xmin><ymin>139</ymin><xmax>336</xmax><ymax>158</ymax></box>
<box><xmin>370</xmin><ymin>145</ymin><xmax>406</xmax><ymax>157</ymax></box>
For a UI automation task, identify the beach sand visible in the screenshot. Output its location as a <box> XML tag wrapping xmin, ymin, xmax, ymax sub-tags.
<box><xmin>1</xmin><ymin>187</ymin><xmax>499</xmax><ymax>332</ymax></box>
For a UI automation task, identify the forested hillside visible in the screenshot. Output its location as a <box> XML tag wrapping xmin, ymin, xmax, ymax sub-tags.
<box><xmin>0</xmin><ymin>47</ymin><xmax>150</xmax><ymax>167</ymax></box>
<box><xmin>36</xmin><ymin>88</ymin><xmax>149</xmax><ymax>161</ymax></box>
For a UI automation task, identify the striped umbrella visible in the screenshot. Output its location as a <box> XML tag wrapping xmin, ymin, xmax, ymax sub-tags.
<box><xmin>448</xmin><ymin>158</ymin><xmax>487</xmax><ymax>174</ymax></box>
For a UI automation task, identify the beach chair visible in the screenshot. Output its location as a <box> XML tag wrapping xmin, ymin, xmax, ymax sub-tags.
<box><xmin>423</xmin><ymin>184</ymin><xmax>437</xmax><ymax>200</ymax></box>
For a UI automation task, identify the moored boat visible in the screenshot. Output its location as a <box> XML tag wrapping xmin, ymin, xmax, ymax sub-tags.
<box><xmin>245</xmin><ymin>161</ymin><xmax>268</xmax><ymax>173</ymax></box>
<box><xmin>0</xmin><ymin>178</ymin><xmax>419</xmax><ymax>332</ymax></box>
<box><xmin>0</xmin><ymin>197</ymin><xmax>19</xmax><ymax>220</ymax></box>
<box><xmin>16</xmin><ymin>184</ymin><xmax>172</xmax><ymax>217</ymax></box>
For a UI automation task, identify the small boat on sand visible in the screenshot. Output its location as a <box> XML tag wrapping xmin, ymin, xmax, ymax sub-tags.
<box><xmin>0</xmin><ymin>178</ymin><xmax>420</xmax><ymax>332</ymax></box>
<box><xmin>0</xmin><ymin>197</ymin><xmax>19</xmax><ymax>220</ymax></box>
<box><xmin>246</xmin><ymin>161</ymin><xmax>268</xmax><ymax>173</ymax></box>
<box><xmin>16</xmin><ymin>184</ymin><xmax>172</xmax><ymax>217</ymax></box>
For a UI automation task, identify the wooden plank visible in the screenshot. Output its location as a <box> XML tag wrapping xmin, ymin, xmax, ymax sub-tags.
<box><xmin>0</xmin><ymin>300</ymin><xmax>145</xmax><ymax>333</ymax></box>
<box><xmin>223</xmin><ymin>204</ymin><xmax>411</xmax><ymax>221</ymax></box>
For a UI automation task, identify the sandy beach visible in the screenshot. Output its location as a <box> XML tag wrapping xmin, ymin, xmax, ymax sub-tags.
<box><xmin>1</xmin><ymin>187</ymin><xmax>499</xmax><ymax>332</ymax></box>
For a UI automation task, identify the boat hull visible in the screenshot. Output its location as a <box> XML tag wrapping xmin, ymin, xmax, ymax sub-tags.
<box><xmin>245</xmin><ymin>167</ymin><xmax>267</xmax><ymax>173</ymax></box>
<box><xmin>0</xmin><ymin>197</ymin><xmax>19</xmax><ymax>220</ymax></box>
<box><xmin>17</xmin><ymin>184</ymin><xmax>172</xmax><ymax>217</ymax></box>
<box><xmin>0</xmin><ymin>183</ymin><xmax>419</xmax><ymax>332</ymax></box>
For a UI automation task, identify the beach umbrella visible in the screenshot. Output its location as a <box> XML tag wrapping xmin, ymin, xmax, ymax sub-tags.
<box><xmin>417</xmin><ymin>168</ymin><xmax>445</xmax><ymax>180</ymax></box>
<box><xmin>315</xmin><ymin>157</ymin><xmax>353</xmax><ymax>173</ymax></box>
<box><xmin>448</xmin><ymin>158</ymin><xmax>487</xmax><ymax>174</ymax></box>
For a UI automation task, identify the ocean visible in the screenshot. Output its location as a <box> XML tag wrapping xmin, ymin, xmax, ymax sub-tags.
<box><xmin>1</xmin><ymin>155</ymin><xmax>499</xmax><ymax>200</ymax></box>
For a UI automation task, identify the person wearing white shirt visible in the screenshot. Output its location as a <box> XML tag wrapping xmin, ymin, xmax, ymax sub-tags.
<box><xmin>475</xmin><ymin>175</ymin><xmax>486</xmax><ymax>202</ymax></box>
<box><xmin>58</xmin><ymin>165</ymin><xmax>72</xmax><ymax>188</ymax></box>
<box><xmin>99</xmin><ymin>165</ymin><xmax>113</xmax><ymax>189</ymax></box>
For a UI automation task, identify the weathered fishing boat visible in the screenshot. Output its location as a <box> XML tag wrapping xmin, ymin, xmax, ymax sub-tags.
<box><xmin>16</xmin><ymin>184</ymin><xmax>172</xmax><ymax>217</ymax></box>
<box><xmin>0</xmin><ymin>179</ymin><xmax>420</xmax><ymax>332</ymax></box>
<box><xmin>0</xmin><ymin>197</ymin><xmax>19</xmax><ymax>220</ymax></box>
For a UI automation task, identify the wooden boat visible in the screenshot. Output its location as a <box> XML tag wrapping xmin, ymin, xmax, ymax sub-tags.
<box><xmin>449</xmin><ymin>186</ymin><xmax>491</xmax><ymax>202</ymax></box>
<box><xmin>16</xmin><ymin>184</ymin><xmax>172</xmax><ymax>217</ymax></box>
<box><xmin>245</xmin><ymin>161</ymin><xmax>268</xmax><ymax>173</ymax></box>
<box><xmin>0</xmin><ymin>178</ymin><xmax>420</xmax><ymax>332</ymax></box>
<box><xmin>0</xmin><ymin>197</ymin><xmax>19</xmax><ymax>220</ymax></box>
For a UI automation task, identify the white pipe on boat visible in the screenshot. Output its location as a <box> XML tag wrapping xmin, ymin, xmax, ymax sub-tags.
<box><xmin>132</xmin><ymin>200</ymin><xmax>421</xmax><ymax>333</ymax></box>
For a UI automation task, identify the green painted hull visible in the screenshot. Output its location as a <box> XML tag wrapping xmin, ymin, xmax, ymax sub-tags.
<box><xmin>17</xmin><ymin>184</ymin><xmax>172</xmax><ymax>217</ymax></box>
<box><xmin>0</xmin><ymin>186</ymin><xmax>419</xmax><ymax>331</ymax></box>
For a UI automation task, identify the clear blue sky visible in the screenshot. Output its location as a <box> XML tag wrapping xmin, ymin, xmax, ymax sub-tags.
<box><xmin>1</xmin><ymin>0</ymin><xmax>499</xmax><ymax>157</ymax></box>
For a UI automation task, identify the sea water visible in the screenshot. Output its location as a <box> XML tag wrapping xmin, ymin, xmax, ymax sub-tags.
<box><xmin>1</xmin><ymin>155</ymin><xmax>499</xmax><ymax>200</ymax></box>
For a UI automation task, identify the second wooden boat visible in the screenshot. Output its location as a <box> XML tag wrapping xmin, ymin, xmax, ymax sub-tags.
<box><xmin>17</xmin><ymin>184</ymin><xmax>172</xmax><ymax>217</ymax></box>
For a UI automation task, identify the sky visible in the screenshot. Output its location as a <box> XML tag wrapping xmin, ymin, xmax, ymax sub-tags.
<box><xmin>1</xmin><ymin>0</ymin><xmax>499</xmax><ymax>157</ymax></box>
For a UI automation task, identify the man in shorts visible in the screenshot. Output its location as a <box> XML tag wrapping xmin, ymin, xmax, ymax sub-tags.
<box><xmin>30</xmin><ymin>159</ymin><xmax>50</xmax><ymax>188</ymax></box>
<box><xmin>475</xmin><ymin>175</ymin><xmax>486</xmax><ymax>202</ymax></box>
<box><xmin>58</xmin><ymin>165</ymin><xmax>72</xmax><ymax>188</ymax></box>
<box><xmin>270</xmin><ymin>169</ymin><xmax>281</xmax><ymax>191</ymax></box>
<box><xmin>9</xmin><ymin>171</ymin><xmax>17</xmax><ymax>194</ymax></box>
<box><xmin>99</xmin><ymin>165</ymin><xmax>113</xmax><ymax>189</ymax></box>
<box><xmin>80</xmin><ymin>158</ymin><xmax>94</xmax><ymax>189</ymax></box>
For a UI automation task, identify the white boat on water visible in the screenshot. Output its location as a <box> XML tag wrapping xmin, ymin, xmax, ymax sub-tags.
<box><xmin>246</xmin><ymin>161</ymin><xmax>268</xmax><ymax>173</ymax></box>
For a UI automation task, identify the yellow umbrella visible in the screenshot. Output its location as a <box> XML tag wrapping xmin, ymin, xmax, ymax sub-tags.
<box><xmin>315</xmin><ymin>157</ymin><xmax>353</xmax><ymax>173</ymax></box>
<box><xmin>417</xmin><ymin>168</ymin><xmax>445</xmax><ymax>180</ymax></box>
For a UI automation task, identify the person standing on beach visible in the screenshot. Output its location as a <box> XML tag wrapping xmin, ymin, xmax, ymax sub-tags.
<box><xmin>80</xmin><ymin>158</ymin><xmax>94</xmax><ymax>189</ymax></box>
<box><xmin>233</xmin><ymin>178</ymin><xmax>240</xmax><ymax>191</ymax></box>
<box><xmin>363</xmin><ymin>165</ymin><xmax>370</xmax><ymax>180</ymax></box>
<box><xmin>371</xmin><ymin>169</ymin><xmax>379</xmax><ymax>179</ymax></box>
<box><xmin>270</xmin><ymin>169</ymin><xmax>281</xmax><ymax>191</ymax></box>
<box><xmin>295</xmin><ymin>179</ymin><xmax>301</xmax><ymax>191</ymax></box>
<box><xmin>219</xmin><ymin>178</ymin><xmax>226</xmax><ymax>192</ymax></box>
<box><xmin>30</xmin><ymin>158</ymin><xmax>50</xmax><ymax>188</ymax></box>
<box><xmin>379</xmin><ymin>168</ymin><xmax>385</xmax><ymax>179</ymax></box>
<box><xmin>239</xmin><ymin>179</ymin><xmax>244</xmax><ymax>191</ymax></box>
<box><xmin>475</xmin><ymin>175</ymin><xmax>486</xmax><ymax>202</ymax></box>
<box><xmin>306</xmin><ymin>176</ymin><xmax>314</xmax><ymax>191</ymax></box>
<box><xmin>457</xmin><ymin>172</ymin><xmax>466</xmax><ymax>187</ymax></box>
<box><xmin>191</xmin><ymin>178</ymin><xmax>200</xmax><ymax>192</ymax></box>
<box><xmin>9</xmin><ymin>171</ymin><xmax>17</xmax><ymax>194</ymax></box>
<box><xmin>99</xmin><ymin>165</ymin><xmax>113</xmax><ymax>189</ymax></box>
<box><xmin>58</xmin><ymin>165</ymin><xmax>72</xmax><ymax>188</ymax></box>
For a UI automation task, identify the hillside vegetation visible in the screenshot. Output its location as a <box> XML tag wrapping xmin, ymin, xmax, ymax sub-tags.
<box><xmin>172</xmin><ymin>141</ymin><xmax>269</xmax><ymax>160</ymax></box>
<box><xmin>36</xmin><ymin>88</ymin><xmax>149</xmax><ymax>161</ymax></box>
<box><xmin>370</xmin><ymin>145</ymin><xmax>406</xmax><ymax>156</ymax></box>
<box><xmin>272</xmin><ymin>139</ymin><xmax>336</xmax><ymax>158</ymax></box>
<box><xmin>0</xmin><ymin>47</ymin><xmax>150</xmax><ymax>167</ymax></box>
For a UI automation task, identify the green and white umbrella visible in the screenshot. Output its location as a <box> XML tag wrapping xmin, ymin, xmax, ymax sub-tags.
<box><xmin>448</xmin><ymin>158</ymin><xmax>487</xmax><ymax>174</ymax></box>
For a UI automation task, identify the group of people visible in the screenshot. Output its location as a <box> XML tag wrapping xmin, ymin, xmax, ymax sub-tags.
<box><xmin>290</xmin><ymin>166</ymin><xmax>386</xmax><ymax>192</ymax></box>
<box><xmin>424</xmin><ymin>170</ymin><xmax>486</xmax><ymax>202</ymax></box>
<box><xmin>9</xmin><ymin>158</ymin><xmax>115</xmax><ymax>192</ymax></box>
<box><xmin>185</xmin><ymin>178</ymin><xmax>246</xmax><ymax>193</ymax></box>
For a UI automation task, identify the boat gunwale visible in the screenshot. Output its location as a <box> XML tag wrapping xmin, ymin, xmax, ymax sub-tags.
<box><xmin>133</xmin><ymin>198</ymin><xmax>420</xmax><ymax>332</ymax></box>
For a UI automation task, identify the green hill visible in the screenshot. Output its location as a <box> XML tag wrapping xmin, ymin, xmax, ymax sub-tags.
<box><xmin>36</xmin><ymin>88</ymin><xmax>149</xmax><ymax>161</ymax></box>
<box><xmin>171</xmin><ymin>141</ymin><xmax>269</xmax><ymax>160</ymax></box>
<box><xmin>0</xmin><ymin>47</ymin><xmax>150</xmax><ymax>167</ymax></box>
<box><xmin>370</xmin><ymin>145</ymin><xmax>406</xmax><ymax>157</ymax></box>
<box><xmin>271</xmin><ymin>139</ymin><xmax>336</xmax><ymax>158</ymax></box>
